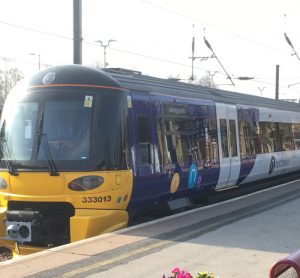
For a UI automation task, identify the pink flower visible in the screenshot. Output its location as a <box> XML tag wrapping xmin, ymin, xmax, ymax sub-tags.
<box><xmin>172</xmin><ymin>267</ymin><xmax>181</xmax><ymax>274</ymax></box>
<box><xmin>177</xmin><ymin>271</ymin><xmax>193</xmax><ymax>278</ymax></box>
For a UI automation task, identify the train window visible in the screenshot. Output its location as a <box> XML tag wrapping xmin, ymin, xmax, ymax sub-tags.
<box><xmin>293</xmin><ymin>123</ymin><xmax>300</xmax><ymax>149</ymax></box>
<box><xmin>229</xmin><ymin>120</ymin><xmax>237</xmax><ymax>157</ymax></box>
<box><xmin>260</xmin><ymin>122</ymin><xmax>276</xmax><ymax>153</ymax></box>
<box><xmin>207</xmin><ymin>118</ymin><xmax>218</xmax><ymax>162</ymax></box>
<box><xmin>164</xmin><ymin>120</ymin><xmax>191</xmax><ymax>168</ymax></box>
<box><xmin>137</xmin><ymin>116</ymin><xmax>151</xmax><ymax>144</ymax></box>
<box><xmin>136</xmin><ymin>115</ymin><xmax>152</xmax><ymax>165</ymax></box>
<box><xmin>254</xmin><ymin>123</ymin><xmax>262</xmax><ymax>154</ymax></box>
<box><xmin>156</xmin><ymin>113</ymin><xmax>218</xmax><ymax>172</ymax></box>
<box><xmin>274</xmin><ymin>123</ymin><xmax>283</xmax><ymax>152</ymax></box>
<box><xmin>279</xmin><ymin>123</ymin><xmax>294</xmax><ymax>151</ymax></box>
<box><xmin>1</xmin><ymin>102</ymin><xmax>38</xmax><ymax>160</ymax></box>
<box><xmin>259</xmin><ymin>122</ymin><xmax>295</xmax><ymax>153</ymax></box>
<box><xmin>220</xmin><ymin>119</ymin><xmax>229</xmax><ymax>158</ymax></box>
<box><xmin>156</xmin><ymin>118</ymin><xmax>168</xmax><ymax>165</ymax></box>
<box><xmin>238</xmin><ymin>121</ymin><xmax>260</xmax><ymax>156</ymax></box>
<box><xmin>94</xmin><ymin>93</ymin><xmax>125</xmax><ymax>170</ymax></box>
<box><xmin>41</xmin><ymin>100</ymin><xmax>92</xmax><ymax>161</ymax></box>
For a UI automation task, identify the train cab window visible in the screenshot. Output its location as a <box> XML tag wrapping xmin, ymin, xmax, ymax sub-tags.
<box><xmin>41</xmin><ymin>100</ymin><xmax>92</xmax><ymax>161</ymax></box>
<box><xmin>94</xmin><ymin>93</ymin><xmax>126</xmax><ymax>170</ymax></box>
<box><xmin>0</xmin><ymin>102</ymin><xmax>38</xmax><ymax>160</ymax></box>
<box><xmin>229</xmin><ymin>120</ymin><xmax>237</xmax><ymax>157</ymax></box>
<box><xmin>220</xmin><ymin>119</ymin><xmax>229</xmax><ymax>158</ymax></box>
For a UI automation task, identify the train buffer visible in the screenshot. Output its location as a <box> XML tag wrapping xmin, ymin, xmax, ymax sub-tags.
<box><xmin>269</xmin><ymin>249</ymin><xmax>300</xmax><ymax>277</ymax></box>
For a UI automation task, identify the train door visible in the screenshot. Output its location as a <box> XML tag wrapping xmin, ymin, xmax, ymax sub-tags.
<box><xmin>129</xmin><ymin>93</ymin><xmax>159</xmax><ymax>177</ymax></box>
<box><xmin>215</xmin><ymin>103</ymin><xmax>241</xmax><ymax>190</ymax></box>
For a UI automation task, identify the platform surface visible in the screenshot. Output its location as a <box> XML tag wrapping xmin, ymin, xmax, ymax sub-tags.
<box><xmin>1</xmin><ymin>180</ymin><xmax>300</xmax><ymax>277</ymax></box>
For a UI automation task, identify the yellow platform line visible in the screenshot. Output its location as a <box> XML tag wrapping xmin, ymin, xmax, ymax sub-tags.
<box><xmin>62</xmin><ymin>190</ymin><xmax>300</xmax><ymax>277</ymax></box>
<box><xmin>62</xmin><ymin>214</ymin><xmax>238</xmax><ymax>278</ymax></box>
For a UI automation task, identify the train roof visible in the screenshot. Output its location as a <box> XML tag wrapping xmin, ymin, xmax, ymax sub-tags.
<box><xmin>24</xmin><ymin>65</ymin><xmax>300</xmax><ymax>113</ymax></box>
<box><xmin>105</xmin><ymin>68</ymin><xmax>300</xmax><ymax>113</ymax></box>
<box><xmin>29</xmin><ymin>64</ymin><xmax>122</xmax><ymax>89</ymax></box>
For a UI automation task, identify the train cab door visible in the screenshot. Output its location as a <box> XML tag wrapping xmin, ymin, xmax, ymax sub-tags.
<box><xmin>215</xmin><ymin>103</ymin><xmax>241</xmax><ymax>190</ymax></box>
<box><xmin>129</xmin><ymin>93</ymin><xmax>159</xmax><ymax>178</ymax></box>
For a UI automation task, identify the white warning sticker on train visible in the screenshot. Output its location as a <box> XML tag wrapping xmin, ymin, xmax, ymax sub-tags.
<box><xmin>127</xmin><ymin>96</ymin><xmax>132</xmax><ymax>108</ymax></box>
<box><xmin>84</xmin><ymin>96</ymin><xmax>93</xmax><ymax>107</ymax></box>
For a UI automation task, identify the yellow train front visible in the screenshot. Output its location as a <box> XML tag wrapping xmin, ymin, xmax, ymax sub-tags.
<box><xmin>0</xmin><ymin>65</ymin><xmax>133</xmax><ymax>255</ymax></box>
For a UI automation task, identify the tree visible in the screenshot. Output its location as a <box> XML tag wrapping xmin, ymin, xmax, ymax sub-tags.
<box><xmin>198</xmin><ymin>74</ymin><xmax>214</xmax><ymax>87</ymax></box>
<box><xmin>0</xmin><ymin>68</ymin><xmax>24</xmax><ymax>100</ymax></box>
<box><xmin>91</xmin><ymin>60</ymin><xmax>102</xmax><ymax>70</ymax></box>
<box><xmin>187</xmin><ymin>74</ymin><xmax>215</xmax><ymax>87</ymax></box>
<box><xmin>0</xmin><ymin>68</ymin><xmax>24</xmax><ymax>114</ymax></box>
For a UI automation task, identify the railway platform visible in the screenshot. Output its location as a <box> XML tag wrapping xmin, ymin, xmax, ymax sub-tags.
<box><xmin>1</xmin><ymin>179</ymin><xmax>300</xmax><ymax>277</ymax></box>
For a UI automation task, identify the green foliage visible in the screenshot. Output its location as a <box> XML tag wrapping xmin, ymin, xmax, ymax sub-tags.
<box><xmin>194</xmin><ymin>271</ymin><xmax>215</xmax><ymax>278</ymax></box>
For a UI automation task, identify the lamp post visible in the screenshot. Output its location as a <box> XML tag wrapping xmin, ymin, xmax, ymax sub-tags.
<box><xmin>95</xmin><ymin>39</ymin><xmax>116</xmax><ymax>68</ymax></box>
<box><xmin>257</xmin><ymin>87</ymin><xmax>266</xmax><ymax>97</ymax></box>
<box><xmin>207</xmin><ymin>71</ymin><xmax>218</xmax><ymax>88</ymax></box>
<box><xmin>29</xmin><ymin>53</ymin><xmax>41</xmax><ymax>70</ymax></box>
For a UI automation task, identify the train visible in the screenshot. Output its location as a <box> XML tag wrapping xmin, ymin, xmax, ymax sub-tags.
<box><xmin>0</xmin><ymin>64</ymin><xmax>300</xmax><ymax>255</ymax></box>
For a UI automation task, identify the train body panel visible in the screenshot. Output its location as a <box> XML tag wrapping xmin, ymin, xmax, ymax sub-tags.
<box><xmin>4</xmin><ymin>171</ymin><xmax>132</xmax><ymax>209</ymax></box>
<box><xmin>127</xmin><ymin>90</ymin><xmax>219</xmax><ymax>212</ymax></box>
<box><xmin>240</xmin><ymin>151</ymin><xmax>300</xmax><ymax>184</ymax></box>
<box><xmin>1</xmin><ymin>65</ymin><xmax>300</xmax><ymax>254</ymax></box>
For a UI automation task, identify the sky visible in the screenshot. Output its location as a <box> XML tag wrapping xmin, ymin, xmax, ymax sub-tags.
<box><xmin>0</xmin><ymin>0</ymin><xmax>300</xmax><ymax>100</ymax></box>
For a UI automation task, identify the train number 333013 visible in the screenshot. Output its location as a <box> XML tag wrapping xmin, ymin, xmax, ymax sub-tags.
<box><xmin>82</xmin><ymin>196</ymin><xmax>112</xmax><ymax>203</ymax></box>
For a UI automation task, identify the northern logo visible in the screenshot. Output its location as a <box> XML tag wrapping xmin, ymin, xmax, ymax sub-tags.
<box><xmin>188</xmin><ymin>163</ymin><xmax>198</xmax><ymax>188</ymax></box>
<box><xmin>269</xmin><ymin>156</ymin><xmax>289</xmax><ymax>175</ymax></box>
<box><xmin>269</xmin><ymin>156</ymin><xmax>276</xmax><ymax>174</ymax></box>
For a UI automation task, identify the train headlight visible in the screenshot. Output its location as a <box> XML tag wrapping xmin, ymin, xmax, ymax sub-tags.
<box><xmin>68</xmin><ymin>176</ymin><xmax>104</xmax><ymax>191</ymax></box>
<box><xmin>0</xmin><ymin>177</ymin><xmax>7</xmax><ymax>189</ymax></box>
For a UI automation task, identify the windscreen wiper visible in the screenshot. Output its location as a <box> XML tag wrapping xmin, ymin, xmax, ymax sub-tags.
<box><xmin>1</xmin><ymin>139</ymin><xmax>18</xmax><ymax>176</ymax></box>
<box><xmin>35</xmin><ymin>109</ymin><xmax>59</xmax><ymax>176</ymax></box>
<box><xmin>41</xmin><ymin>133</ymin><xmax>59</xmax><ymax>176</ymax></box>
<box><xmin>0</xmin><ymin>120</ymin><xmax>18</xmax><ymax>176</ymax></box>
<box><xmin>36</xmin><ymin>110</ymin><xmax>44</xmax><ymax>155</ymax></box>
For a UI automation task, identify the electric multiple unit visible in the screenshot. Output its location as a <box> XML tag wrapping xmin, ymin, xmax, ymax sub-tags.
<box><xmin>0</xmin><ymin>65</ymin><xmax>299</xmax><ymax>255</ymax></box>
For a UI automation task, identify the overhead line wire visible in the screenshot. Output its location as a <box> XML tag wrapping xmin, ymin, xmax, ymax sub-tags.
<box><xmin>0</xmin><ymin>56</ymin><xmax>52</xmax><ymax>68</ymax></box>
<box><xmin>0</xmin><ymin>20</ymin><xmax>214</xmax><ymax>73</ymax></box>
<box><xmin>0</xmin><ymin>20</ymin><xmax>72</xmax><ymax>41</ymax></box>
<box><xmin>0</xmin><ymin>16</ymin><xmax>298</xmax><ymax>91</ymax></box>
<box><xmin>139</xmin><ymin>0</ymin><xmax>290</xmax><ymax>55</ymax></box>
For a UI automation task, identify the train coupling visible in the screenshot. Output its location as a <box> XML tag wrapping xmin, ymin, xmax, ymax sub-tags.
<box><xmin>4</xmin><ymin>210</ymin><xmax>41</xmax><ymax>243</ymax></box>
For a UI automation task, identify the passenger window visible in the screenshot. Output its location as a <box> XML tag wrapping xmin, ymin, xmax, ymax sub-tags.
<box><xmin>260</xmin><ymin>122</ymin><xmax>294</xmax><ymax>153</ymax></box>
<box><xmin>279</xmin><ymin>123</ymin><xmax>294</xmax><ymax>151</ymax></box>
<box><xmin>293</xmin><ymin>123</ymin><xmax>300</xmax><ymax>149</ymax></box>
<box><xmin>156</xmin><ymin>113</ymin><xmax>218</xmax><ymax>172</ymax></box>
<box><xmin>260</xmin><ymin>122</ymin><xmax>276</xmax><ymax>153</ymax></box>
<box><xmin>220</xmin><ymin>119</ymin><xmax>229</xmax><ymax>158</ymax></box>
<box><xmin>229</xmin><ymin>120</ymin><xmax>237</xmax><ymax>157</ymax></box>
<box><xmin>239</xmin><ymin>120</ymin><xmax>261</xmax><ymax>156</ymax></box>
